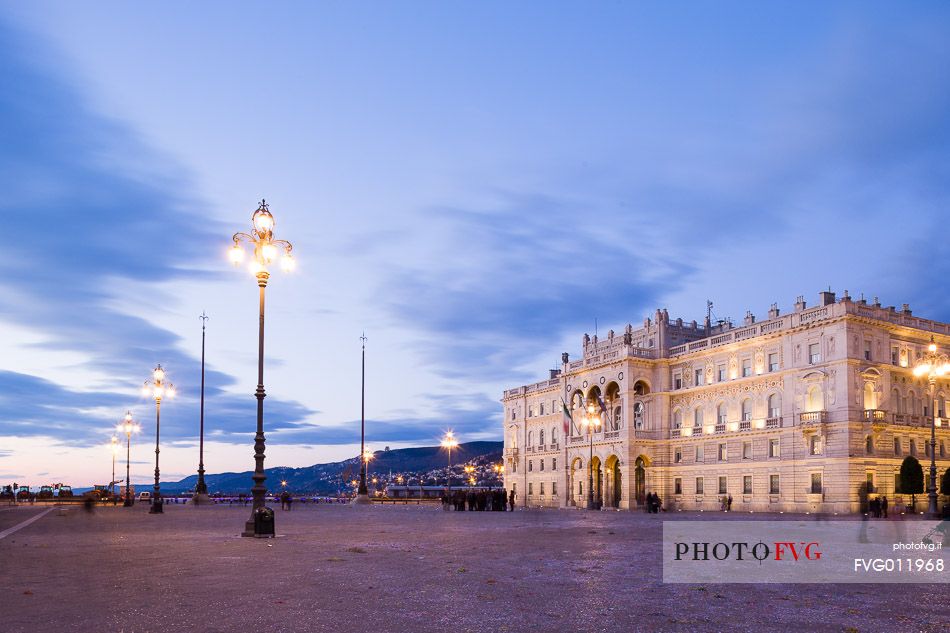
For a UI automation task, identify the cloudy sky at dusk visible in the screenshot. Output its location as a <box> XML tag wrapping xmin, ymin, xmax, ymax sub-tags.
<box><xmin>2</xmin><ymin>3</ymin><xmax>949</xmax><ymax>487</ymax></box>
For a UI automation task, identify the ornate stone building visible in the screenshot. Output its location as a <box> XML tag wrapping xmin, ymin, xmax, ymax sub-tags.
<box><xmin>501</xmin><ymin>290</ymin><xmax>950</xmax><ymax>513</ymax></box>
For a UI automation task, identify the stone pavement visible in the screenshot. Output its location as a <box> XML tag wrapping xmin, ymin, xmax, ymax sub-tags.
<box><xmin>0</xmin><ymin>503</ymin><xmax>945</xmax><ymax>633</ymax></box>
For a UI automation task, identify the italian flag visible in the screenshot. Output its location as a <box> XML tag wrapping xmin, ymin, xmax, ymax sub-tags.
<box><xmin>561</xmin><ymin>398</ymin><xmax>572</xmax><ymax>435</ymax></box>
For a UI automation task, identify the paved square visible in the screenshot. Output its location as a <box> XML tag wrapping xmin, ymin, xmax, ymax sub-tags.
<box><xmin>0</xmin><ymin>504</ymin><xmax>946</xmax><ymax>633</ymax></box>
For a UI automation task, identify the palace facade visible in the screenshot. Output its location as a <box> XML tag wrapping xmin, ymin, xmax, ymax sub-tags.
<box><xmin>501</xmin><ymin>290</ymin><xmax>950</xmax><ymax>514</ymax></box>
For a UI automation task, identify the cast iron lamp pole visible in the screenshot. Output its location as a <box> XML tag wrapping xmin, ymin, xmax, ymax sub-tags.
<box><xmin>583</xmin><ymin>403</ymin><xmax>601</xmax><ymax>510</ymax></box>
<box><xmin>144</xmin><ymin>365</ymin><xmax>174</xmax><ymax>514</ymax></box>
<box><xmin>441</xmin><ymin>431</ymin><xmax>459</xmax><ymax>495</ymax></box>
<box><xmin>119</xmin><ymin>412</ymin><xmax>138</xmax><ymax>507</ymax></box>
<box><xmin>352</xmin><ymin>333</ymin><xmax>371</xmax><ymax>504</ymax></box>
<box><xmin>230</xmin><ymin>200</ymin><xmax>295</xmax><ymax>537</ymax></box>
<box><xmin>193</xmin><ymin>312</ymin><xmax>211</xmax><ymax>504</ymax></box>
<box><xmin>912</xmin><ymin>335</ymin><xmax>950</xmax><ymax>519</ymax></box>
<box><xmin>111</xmin><ymin>435</ymin><xmax>118</xmax><ymax>503</ymax></box>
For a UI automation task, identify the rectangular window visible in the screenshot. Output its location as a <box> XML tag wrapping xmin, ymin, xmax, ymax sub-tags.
<box><xmin>866</xmin><ymin>472</ymin><xmax>874</xmax><ymax>494</ymax></box>
<box><xmin>528</xmin><ymin>406</ymin><xmax>533</xmax><ymax>417</ymax></box>
<box><xmin>539</xmin><ymin>459</ymin><xmax>544</xmax><ymax>471</ymax></box>
<box><xmin>810</xmin><ymin>435</ymin><xmax>822</xmax><ymax>455</ymax></box>
<box><xmin>810</xmin><ymin>473</ymin><xmax>822</xmax><ymax>494</ymax></box>
<box><xmin>511</xmin><ymin>409</ymin><xmax>516</xmax><ymax>420</ymax></box>
<box><xmin>539</xmin><ymin>482</ymin><xmax>545</xmax><ymax>495</ymax></box>
<box><xmin>742</xmin><ymin>441</ymin><xmax>752</xmax><ymax>460</ymax></box>
<box><xmin>552</xmin><ymin>481</ymin><xmax>557</xmax><ymax>495</ymax></box>
<box><xmin>552</xmin><ymin>458</ymin><xmax>557</xmax><ymax>470</ymax></box>
<box><xmin>742</xmin><ymin>358</ymin><xmax>752</xmax><ymax>377</ymax></box>
<box><xmin>718</xmin><ymin>476</ymin><xmax>727</xmax><ymax>495</ymax></box>
<box><xmin>695</xmin><ymin>444</ymin><xmax>704</xmax><ymax>462</ymax></box>
<box><xmin>695</xmin><ymin>369</ymin><xmax>704</xmax><ymax>386</ymax></box>
<box><xmin>674</xmin><ymin>478</ymin><xmax>682</xmax><ymax>495</ymax></box>
<box><xmin>674</xmin><ymin>448</ymin><xmax>682</xmax><ymax>464</ymax></box>
<box><xmin>893</xmin><ymin>473</ymin><xmax>901</xmax><ymax>494</ymax></box>
<box><xmin>718</xmin><ymin>443</ymin><xmax>727</xmax><ymax>461</ymax></box>
<box><xmin>768</xmin><ymin>352</ymin><xmax>779</xmax><ymax>372</ymax></box>
<box><xmin>695</xmin><ymin>476</ymin><xmax>704</xmax><ymax>495</ymax></box>
<box><xmin>717</xmin><ymin>364</ymin><xmax>727</xmax><ymax>382</ymax></box>
<box><xmin>864</xmin><ymin>341</ymin><xmax>872</xmax><ymax>361</ymax></box>
<box><xmin>539</xmin><ymin>403</ymin><xmax>545</xmax><ymax>415</ymax></box>
<box><xmin>770</xmin><ymin>474</ymin><xmax>780</xmax><ymax>495</ymax></box>
<box><xmin>743</xmin><ymin>475</ymin><xmax>752</xmax><ymax>495</ymax></box>
<box><xmin>528</xmin><ymin>460</ymin><xmax>533</xmax><ymax>472</ymax></box>
<box><xmin>528</xmin><ymin>483</ymin><xmax>533</xmax><ymax>495</ymax></box>
<box><xmin>891</xmin><ymin>347</ymin><xmax>899</xmax><ymax>365</ymax></box>
<box><xmin>769</xmin><ymin>438</ymin><xmax>780</xmax><ymax>458</ymax></box>
<box><xmin>674</xmin><ymin>376</ymin><xmax>683</xmax><ymax>390</ymax></box>
<box><xmin>809</xmin><ymin>343</ymin><xmax>821</xmax><ymax>364</ymax></box>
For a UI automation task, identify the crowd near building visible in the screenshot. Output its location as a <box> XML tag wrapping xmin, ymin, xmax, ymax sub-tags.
<box><xmin>501</xmin><ymin>290</ymin><xmax>950</xmax><ymax>514</ymax></box>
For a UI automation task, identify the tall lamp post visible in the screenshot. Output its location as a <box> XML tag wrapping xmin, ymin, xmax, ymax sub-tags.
<box><xmin>118</xmin><ymin>412</ymin><xmax>140</xmax><ymax>507</ymax></box>
<box><xmin>193</xmin><ymin>312</ymin><xmax>211</xmax><ymax>505</ymax></box>
<box><xmin>229</xmin><ymin>200</ymin><xmax>295</xmax><ymax>537</ymax></box>
<box><xmin>581</xmin><ymin>403</ymin><xmax>602</xmax><ymax>510</ymax></box>
<box><xmin>143</xmin><ymin>364</ymin><xmax>174</xmax><ymax>514</ymax></box>
<box><xmin>441</xmin><ymin>431</ymin><xmax>459</xmax><ymax>495</ymax></box>
<box><xmin>912</xmin><ymin>336</ymin><xmax>949</xmax><ymax>519</ymax></box>
<box><xmin>352</xmin><ymin>333</ymin><xmax>371</xmax><ymax>504</ymax></box>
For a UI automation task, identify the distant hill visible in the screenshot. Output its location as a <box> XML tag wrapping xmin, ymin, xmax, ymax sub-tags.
<box><xmin>159</xmin><ymin>441</ymin><xmax>503</xmax><ymax>495</ymax></box>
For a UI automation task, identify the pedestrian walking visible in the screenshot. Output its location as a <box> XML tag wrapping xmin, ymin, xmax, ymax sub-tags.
<box><xmin>881</xmin><ymin>495</ymin><xmax>888</xmax><ymax>519</ymax></box>
<box><xmin>508</xmin><ymin>489</ymin><xmax>516</xmax><ymax>511</ymax></box>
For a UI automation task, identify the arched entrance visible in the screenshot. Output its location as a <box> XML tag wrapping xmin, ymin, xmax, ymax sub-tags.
<box><xmin>634</xmin><ymin>456</ymin><xmax>646</xmax><ymax>507</ymax></box>
<box><xmin>590</xmin><ymin>456</ymin><xmax>603</xmax><ymax>509</ymax></box>
<box><xmin>605</xmin><ymin>455</ymin><xmax>622</xmax><ymax>508</ymax></box>
<box><xmin>569</xmin><ymin>457</ymin><xmax>583</xmax><ymax>507</ymax></box>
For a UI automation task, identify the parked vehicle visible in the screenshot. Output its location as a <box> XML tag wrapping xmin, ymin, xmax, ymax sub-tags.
<box><xmin>16</xmin><ymin>487</ymin><xmax>31</xmax><ymax>500</ymax></box>
<box><xmin>136</xmin><ymin>491</ymin><xmax>151</xmax><ymax>502</ymax></box>
<box><xmin>57</xmin><ymin>485</ymin><xmax>73</xmax><ymax>498</ymax></box>
<box><xmin>37</xmin><ymin>485</ymin><xmax>54</xmax><ymax>499</ymax></box>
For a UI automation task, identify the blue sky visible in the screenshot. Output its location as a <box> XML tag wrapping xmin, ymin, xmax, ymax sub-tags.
<box><xmin>1</xmin><ymin>3</ymin><xmax>949</xmax><ymax>486</ymax></box>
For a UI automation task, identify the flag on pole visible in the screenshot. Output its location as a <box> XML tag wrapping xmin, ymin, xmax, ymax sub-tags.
<box><xmin>596</xmin><ymin>393</ymin><xmax>608</xmax><ymax>413</ymax></box>
<box><xmin>561</xmin><ymin>398</ymin><xmax>572</xmax><ymax>435</ymax></box>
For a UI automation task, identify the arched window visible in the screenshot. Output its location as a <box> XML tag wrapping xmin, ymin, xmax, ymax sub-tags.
<box><xmin>551</xmin><ymin>427</ymin><xmax>557</xmax><ymax>445</ymax></box>
<box><xmin>613</xmin><ymin>406</ymin><xmax>622</xmax><ymax>429</ymax></box>
<box><xmin>634</xmin><ymin>402</ymin><xmax>644</xmax><ymax>429</ymax></box>
<box><xmin>741</xmin><ymin>399</ymin><xmax>752</xmax><ymax>421</ymax></box>
<box><xmin>866</xmin><ymin>435</ymin><xmax>874</xmax><ymax>454</ymax></box>
<box><xmin>768</xmin><ymin>393</ymin><xmax>781</xmax><ymax>419</ymax></box>
<box><xmin>717</xmin><ymin>403</ymin><xmax>728</xmax><ymax>424</ymax></box>
<box><xmin>672</xmin><ymin>410</ymin><xmax>682</xmax><ymax>429</ymax></box>
<box><xmin>894</xmin><ymin>437</ymin><xmax>901</xmax><ymax>455</ymax></box>
<box><xmin>863</xmin><ymin>383</ymin><xmax>876</xmax><ymax>410</ymax></box>
<box><xmin>527</xmin><ymin>431</ymin><xmax>533</xmax><ymax>447</ymax></box>
<box><xmin>634</xmin><ymin>380</ymin><xmax>650</xmax><ymax>396</ymax></box>
<box><xmin>694</xmin><ymin>408</ymin><xmax>704</xmax><ymax>427</ymax></box>
<box><xmin>539</xmin><ymin>429</ymin><xmax>544</xmax><ymax>446</ymax></box>
<box><xmin>805</xmin><ymin>385</ymin><xmax>823</xmax><ymax>412</ymax></box>
<box><xmin>539</xmin><ymin>403</ymin><xmax>545</xmax><ymax>416</ymax></box>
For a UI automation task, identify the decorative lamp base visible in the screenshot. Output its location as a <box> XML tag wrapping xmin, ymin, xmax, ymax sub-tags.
<box><xmin>350</xmin><ymin>494</ymin><xmax>373</xmax><ymax>505</ymax></box>
<box><xmin>191</xmin><ymin>493</ymin><xmax>212</xmax><ymax>505</ymax></box>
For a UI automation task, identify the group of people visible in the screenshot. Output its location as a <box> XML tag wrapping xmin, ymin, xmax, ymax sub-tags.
<box><xmin>720</xmin><ymin>494</ymin><xmax>733</xmax><ymax>512</ymax></box>
<box><xmin>280</xmin><ymin>490</ymin><xmax>294</xmax><ymax>510</ymax></box>
<box><xmin>644</xmin><ymin>492</ymin><xmax>663</xmax><ymax>513</ymax></box>
<box><xmin>442</xmin><ymin>488</ymin><xmax>515</xmax><ymax>511</ymax></box>
<box><xmin>868</xmin><ymin>495</ymin><xmax>889</xmax><ymax>518</ymax></box>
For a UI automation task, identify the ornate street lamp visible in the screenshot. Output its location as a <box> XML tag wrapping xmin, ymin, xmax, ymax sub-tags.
<box><xmin>581</xmin><ymin>403</ymin><xmax>602</xmax><ymax>510</ymax></box>
<box><xmin>441</xmin><ymin>431</ymin><xmax>459</xmax><ymax>495</ymax></box>
<box><xmin>352</xmin><ymin>333</ymin><xmax>372</xmax><ymax>505</ymax></box>
<box><xmin>143</xmin><ymin>364</ymin><xmax>174</xmax><ymax>514</ymax></box>
<box><xmin>117</xmin><ymin>411</ymin><xmax>140</xmax><ymax>507</ymax></box>
<box><xmin>912</xmin><ymin>336</ymin><xmax>950</xmax><ymax>518</ymax></box>
<box><xmin>193</xmin><ymin>311</ymin><xmax>211</xmax><ymax>505</ymax></box>
<box><xmin>230</xmin><ymin>200</ymin><xmax>295</xmax><ymax>537</ymax></box>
